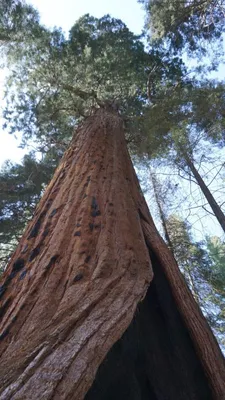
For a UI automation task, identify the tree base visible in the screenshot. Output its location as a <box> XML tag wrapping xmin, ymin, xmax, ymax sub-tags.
<box><xmin>85</xmin><ymin>252</ymin><xmax>212</xmax><ymax>400</ymax></box>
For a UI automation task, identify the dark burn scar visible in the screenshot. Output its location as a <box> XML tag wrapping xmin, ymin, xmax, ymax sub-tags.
<box><xmin>89</xmin><ymin>223</ymin><xmax>94</xmax><ymax>232</ymax></box>
<box><xmin>0</xmin><ymin>285</ymin><xmax>7</xmax><ymax>300</ymax></box>
<box><xmin>46</xmin><ymin>255</ymin><xmax>59</xmax><ymax>270</ymax></box>
<box><xmin>19</xmin><ymin>270</ymin><xmax>27</xmax><ymax>281</ymax></box>
<box><xmin>0</xmin><ymin>328</ymin><xmax>10</xmax><ymax>341</ymax></box>
<box><xmin>0</xmin><ymin>260</ymin><xmax>25</xmax><ymax>300</ymax></box>
<box><xmin>74</xmin><ymin>231</ymin><xmax>81</xmax><ymax>237</ymax></box>
<box><xmin>29</xmin><ymin>247</ymin><xmax>40</xmax><ymax>262</ymax></box>
<box><xmin>28</xmin><ymin>220</ymin><xmax>42</xmax><ymax>239</ymax></box>
<box><xmin>91</xmin><ymin>197</ymin><xmax>98</xmax><ymax>210</ymax></box>
<box><xmin>91</xmin><ymin>196</ymin><xmax>101</xmax><ymax>217</ymax></box>
<box><xmin>12</xmin><ymin>259</ymin><xmax>25</xmax><ymax>273</ymax></box>
<box><xmin>85</xmin><ymin>255</ymin><xmax>91</xmax><ymax>263</ymax></box>
<box><xmin>49</xmin><ymin>208</ymin><xmax>57</xmax><ymax>218</ymax></box>
<box><xmin>0</xmin><ymin>298</ymin><xmax>11</xmax><ymax>319</ymax></box>
<box><xmin>27</xmin><ymin>211</ymin><xmax>46</xmax><ymax>239</ymax></box>
<box><xmin>91</xmin><ymin>210</ymin><xmax>101</xmax><ymax>217</ymax></box>
<box><xmin>73</xmin><ymin>273</ymin><xmax>84</xmax><ymax>283</ymax></box>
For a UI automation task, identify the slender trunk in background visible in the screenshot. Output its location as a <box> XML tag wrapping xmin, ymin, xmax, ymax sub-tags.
<box><xmin>150</xmin><ymin>172</ymin><xmax>200</xmax><ymax>304</ymax></box>
<box><xmin>184</xmin><ymin>153</ymin><xmax>225</xmax><ymax>233</ymax></box>
<box><xmin>150</xmin><ymin>171</ymin><xmax>174</xmax><ymax>253</ymax></box>
<box><xmin>0</xmin><ymin>108</ymin><xmax>224</xmax><ymax>400</ymax></box>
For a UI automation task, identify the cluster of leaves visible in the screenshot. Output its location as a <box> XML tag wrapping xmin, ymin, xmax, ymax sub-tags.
<box><xmin>0</xmin><ymin>151</ymin><xmax>59</xmax><ymax>271</ymax></box>
<box><xmin>139</xmin><ymin>0</ymin><xmax>225</xmax><ymax>55</ymax></box>
<box><xmin>3</xmin><ymin>14</ymin><xmax>150</xmax><ymax>144</ymax></box>
<box><xmin>165</xmin><ymin>215</ymin><xmax>225</xmax><ymax>348</ymax></box>
<box><xmin>205</xmin><ymin>236</ymin><xmax>225</xmax><ymax>292</ymax></box>
<box><xmin>0</xmin><ymin>0</ymin><xmax>43</xmax><ymax>58</ymax></box>
<box><xmin>138</xmin><ymin>78</ymin><xmax>225</xmax><ymax>159</ymax></box>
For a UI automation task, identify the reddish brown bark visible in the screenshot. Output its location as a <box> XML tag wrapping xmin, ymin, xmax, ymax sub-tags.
<box><xmin>0</xmin><ymin>108</ymin><xmax>224</xmax><ymax>399</ymax></box>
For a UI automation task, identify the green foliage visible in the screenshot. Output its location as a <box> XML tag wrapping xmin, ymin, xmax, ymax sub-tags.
<box><xmin>0</xmin><ymin>0</ymin><xmax>42</xmax><ymax>54</ymax></box>
<box><xmin>166</xmin><ymin>215</ymin><xmax>225</xmax><ymax>349</ymax></box>
<box><xmin>0</xmin><ymin>152</ymin><xmax>59</xmax><ymax>268</ymax></box>
<box><xmin>205</xmin><ymin>236</ymin><xmax>225</xmax><ymax>292</ymax></box>
<box><xmin>3</xmin><ymin>14</ymin><xmax>150</xmax><ymax>145</ymax></box>
<box><xmin>139</xmin><ymin>0</ymin><xmax>225</xmax><ymax>55</ymax></box>
<box><xmin>165</xmin><ymin>215</ymin><xmax>208</xmax><ymax>290</ymax></box>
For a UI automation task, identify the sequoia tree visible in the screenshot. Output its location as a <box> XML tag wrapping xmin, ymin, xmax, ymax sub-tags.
<box><xmin>0</xmin><ymin>106</ymin><xmax>225</xmax><ymax>400</ymax></box>
<box><xmin>1</xmin><ymin>2</ymin><xmax>225</xmax><ymax>399</ymax></box>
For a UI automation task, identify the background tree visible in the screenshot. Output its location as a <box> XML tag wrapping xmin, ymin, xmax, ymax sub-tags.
<box><xmin>140</xmin><ymin>76</ymin><xmax>225</xmax><ymax>233</ymax></box>
<box><xmin>0</xmin><ymin>153</ymin><xmax>58</xmax><ymax>268</ymax></box>
<box><xmin>166</xmin><ymin>215</ymin><xmax>225</xmax><ymax>350</ymax></box>
<box><xmin>139</xmin><ymin>0</ymin><xmax>225</xmax><ymax>56</ymax></box>
<box><xmin>143</xmin><ymin>167</ymin><xmax>225</xmax><ymax>349</ymax></box>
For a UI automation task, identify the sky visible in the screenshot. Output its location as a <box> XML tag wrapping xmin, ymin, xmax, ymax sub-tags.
<box><xmin>0</xmin><ymin>0</ymin><xmax>145</xmax><ymax>167</ymax></box>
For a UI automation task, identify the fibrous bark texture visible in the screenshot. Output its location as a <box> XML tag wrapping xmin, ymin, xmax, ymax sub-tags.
<box><xmin>0</xmin><ymin>108</ymin><xmax>224</xmax><ymax>400</ymax></box>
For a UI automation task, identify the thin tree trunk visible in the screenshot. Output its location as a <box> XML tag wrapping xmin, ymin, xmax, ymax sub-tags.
<box><xmin>150</xmin><ymin>174</ymin><xmax>201</xmax><ymax>305</ymax></box>
<box><xmin>184</xmin><ymin>153</ymin><xmax>225</xmax><ymax>233</ymax></box>
<box><xmin>0</xmin><ymin>108</ymin><xmax>224</xmax><ymax>400</ymax></box>
<box><xmin>150</xmin><ymin>171</ymin><xmax>174</xmax><ymax>252</ymax></box>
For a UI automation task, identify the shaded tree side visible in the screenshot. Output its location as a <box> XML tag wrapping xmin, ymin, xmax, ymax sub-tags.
<box><xmin>85</xmin><ymin>251</ymin><xmax>212</xmax><ymax>400</ymax></box>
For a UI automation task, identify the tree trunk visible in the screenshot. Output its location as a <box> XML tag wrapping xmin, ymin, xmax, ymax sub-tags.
<box><xmin>184</xmin><ymin>153</ymin><xmax>225</xmax><ymax>233</ymax></box>
<box><xmin>150</xmin><ymin>174</ymin><xmax>201</xmax><ymax>304</ymax></box>
<box><xmin>150</xmin><ymin>171</ymin><xmax>174</xmax><ymax>252</ymax></box>
<box><xmin>0</xmin><ymin>108</ymin><xmax>224</xmax><ymax>400</ymax></box>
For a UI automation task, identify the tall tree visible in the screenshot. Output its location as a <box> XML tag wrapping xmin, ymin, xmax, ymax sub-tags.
<box><xmin>142</xmin><ymin>80</ymin><xmax>225</xmax><ymax>233</ymax></box>
<box><xmin>0</xmin><ymin>107</ymin><xmax>225</xmax><ymax>399</ymax></box>
<box><xmin>166</xmin><ymin>215</ymin><xmax>225</xmax><ymax>346</ymax></box>
<box><xmin>0</xmin><ymin>2</ymin><xmax>225</xmax><ymax>398</ymax></box>
<box><xmin>147</xmin><ymin>171</ymin><xmax>225</xmax><ymax>348</ymax></box>
<box><xmin>204</xmin><ymin>236</ymin><xmax>225</xmax><ymax>347</ymax></box>
<box><xmin>150</xmin><ymin>170</ymin><xmax>174</xmax><ymax>251</ymax></box>
<box><xmin>0</xmin><ymin>10</ymin><xmax>187</xmax><ymax>259</ymax></box>
<box><xmin>180</xmin><ymin>149</ymin><xmax>225</xmax><ymax>232</ymax></box>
